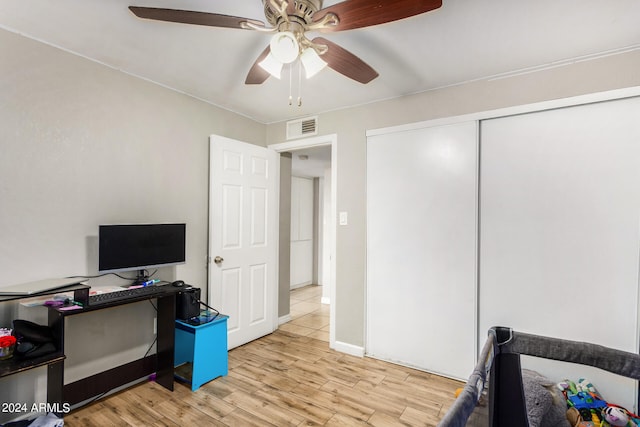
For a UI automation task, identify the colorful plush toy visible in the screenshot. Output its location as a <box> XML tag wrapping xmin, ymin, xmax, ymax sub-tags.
<box><xmin>602</xmin><ymin>406</ymin><xmax>630</xmax><ymax>427</ymax></box>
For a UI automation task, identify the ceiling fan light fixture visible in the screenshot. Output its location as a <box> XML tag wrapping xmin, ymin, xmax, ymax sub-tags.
<box><xmin>300</xmin><ymin>47</ymin><xmax>327</xmax><ymax>78</ymax></box>
<box><xmin>269</xmin><ymin>31</ymin><xmax>299</xmax><ymax>64</ymax></box>
<box><xmin>258</xmin><ymin>53</ymin><xmax>283</xmax><ymax>79</ymax></box>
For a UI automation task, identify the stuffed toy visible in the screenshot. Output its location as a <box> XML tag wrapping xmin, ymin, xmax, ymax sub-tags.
<box><xmin>602</xmin><ymin>406</ymin><xmax>631</xmax><ymax>426</ymax></box>
<box><xmin>522</xmin><ymin>369</ymin><xmax>572</xmax><ymax>427</ymax></box>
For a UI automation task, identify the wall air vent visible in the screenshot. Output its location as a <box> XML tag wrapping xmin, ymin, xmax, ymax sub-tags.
<box><xmin>286</xmin><ymin>116</ymin><xmax>318</xmax><ymax>140</ymax></box>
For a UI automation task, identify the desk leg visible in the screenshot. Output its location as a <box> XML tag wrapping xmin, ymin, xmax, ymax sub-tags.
<box><xmin>155</xmin><ymin>294</ymin><xmax>175</xmax><ymax>391</ymax></box>
<box><xmin>47</xmin><ymin>360</ymin><xmax>64</xmax><ymax>413</ymax></box>
<box><xmin>47</xmin><ymin>310</ymin><xmax>64</xmax><ymax>408</ymax></box>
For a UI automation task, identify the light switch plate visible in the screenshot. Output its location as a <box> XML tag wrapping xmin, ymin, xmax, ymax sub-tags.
<box><xmin>339</xmin><ymin>211</ymin><xmax>348</xmax><ymax>226</ymax></box>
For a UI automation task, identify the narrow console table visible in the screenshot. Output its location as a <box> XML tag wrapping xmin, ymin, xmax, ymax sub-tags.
<box><xmin>1</xmin><ymin>281</ymin><xmax>183</xmax><ymax>412</ymax></box>
<box><xmin>174</xmin><ymin>314</ymin><xmax>228</xmax><ymax>391</ymax></box>
<box><xmin>47</xmin><ymin>284</ymin><xmax>182</xmax><ymax>407</ymax></box>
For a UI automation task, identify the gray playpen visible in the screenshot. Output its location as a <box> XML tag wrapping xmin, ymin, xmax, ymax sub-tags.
<box><xmin>438</xmin><ymin>327</ymin><xmax>640</xmax><ymax>427</ymax></box>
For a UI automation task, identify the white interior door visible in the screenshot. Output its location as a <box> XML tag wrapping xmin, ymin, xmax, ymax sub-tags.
<box><xmin>209</xmin><ymin>135</ymin><xmax>278</xmax><ymax>349</ymax></box>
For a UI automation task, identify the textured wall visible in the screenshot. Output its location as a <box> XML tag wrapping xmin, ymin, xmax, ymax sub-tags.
<box><xmin>0</xmin><ymin>29</ymin><xmax>266</xmax><ymax>420</ymax></box>
<box><xmin>0</xmin><ymin>29</ymin><xmax>266</xmax><ymax>292</ymax></box>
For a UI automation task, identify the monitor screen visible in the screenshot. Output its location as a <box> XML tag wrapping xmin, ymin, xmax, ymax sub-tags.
<box><xmin>98</xmin><ymin>223</ymin><xmax>186</xmax><ymax>274</ymax></box>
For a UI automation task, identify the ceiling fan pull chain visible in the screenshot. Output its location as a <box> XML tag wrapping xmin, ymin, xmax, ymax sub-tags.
<box><xmin>288</xmin><ymin>63</ymin><xmax>293</xmax><ymax>105</ymax></box>
<box><xmin>297</xmin><ymin>60</ymin><xmax>302</xmax><ymax>106</ymax></box>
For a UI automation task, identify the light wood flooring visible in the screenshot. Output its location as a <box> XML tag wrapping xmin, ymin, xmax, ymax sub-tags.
<box><xmin>279</xmin><ymin>285</ymin><xmax>331</xmax><ymax>342</ymax></box>
<box><xmin>64</xmin><ymin>285</ymin><xmax>463</xmax><ymax>426</ymax></box>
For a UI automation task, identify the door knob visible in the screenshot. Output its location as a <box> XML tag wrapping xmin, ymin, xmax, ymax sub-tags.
<box><xmin>214</xmin><ymin>256</ymin><xmax>224</xmax><ymax>264</ymax></box>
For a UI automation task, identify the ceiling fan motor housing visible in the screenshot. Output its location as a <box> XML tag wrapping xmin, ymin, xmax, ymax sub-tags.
<box><xmin>264</xmin><ymin>0</ymin><xmax>322</xmax><ymax>27</ymax></box>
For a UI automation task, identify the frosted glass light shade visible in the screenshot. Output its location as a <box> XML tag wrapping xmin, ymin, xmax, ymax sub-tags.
<box><xmin>300</xmin><ymin>47</ymin><xmax>327</xmax><ymax>78</ymax></box>
<box><xmin>258</xmin><ymin>53</ymin><xmax>283</xmax><ymax>79</ymax></box>
<box><xmin>270</xmin><ymin>31</ymin><xmax>299</xmax><ymax>64</ymax></box>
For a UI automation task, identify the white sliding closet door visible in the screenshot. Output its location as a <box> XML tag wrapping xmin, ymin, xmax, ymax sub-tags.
<box><xmin>479</xmin><ymin>97</ymin><xmax>640</xmax><ymax>410</ymax></box>
<box><xmin>367</xmin><ymin>121</ymin><xmax>477</xmax><ymax>380</ymax></box>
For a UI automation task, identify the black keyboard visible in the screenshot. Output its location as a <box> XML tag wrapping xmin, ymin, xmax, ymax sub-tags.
<box><xmin>88</xmin><ymin>285</ymin><xmax>167</xmax><ymax>306</ymax></box>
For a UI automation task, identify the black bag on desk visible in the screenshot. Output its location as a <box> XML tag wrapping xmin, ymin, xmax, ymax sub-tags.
<box><xmin>12</xmin><ymin>319</ymin><xmax>57</xmax><ymax>359</ymax></box>
<box><xmin>176</xmin><ymin>287</ymin><xmax>201</xmax><ymax>321</ymax></box>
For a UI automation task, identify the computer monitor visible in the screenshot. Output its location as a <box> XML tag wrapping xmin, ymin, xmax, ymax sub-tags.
<box><xmin>98</xmin><ymin>223</ymin><xmax>186</xmax><ymax>284</ymax></box>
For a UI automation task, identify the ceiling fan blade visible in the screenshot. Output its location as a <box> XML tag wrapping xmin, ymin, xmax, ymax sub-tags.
<box><xmin>129</xmin><ymin>6</ymin><xmax>265</xmax><ymax>30</ymax></box>
<box><xmin>313</xmin><ymin>0</ymin><xmax>442</xmax><ymax>32</ymax></box>
<box><xmin>245</xmin><ymin>46</ymin><xmax>272</xmax><ymax>85</ymax></box>
<box><xmin>313</xmin><ymin>37</ymin><xmax>378</xmax><ymax>84</ymax></box>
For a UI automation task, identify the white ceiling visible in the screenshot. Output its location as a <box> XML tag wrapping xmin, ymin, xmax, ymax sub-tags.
<box><xmin>1</xmin><ymin>0</ymin><xmax>639</xmax><ymax>124</ymax></box>
<box><xmin>291</xmin><ymin>145</ymin><xmax>332</xmax><ymax>178</ymax></box>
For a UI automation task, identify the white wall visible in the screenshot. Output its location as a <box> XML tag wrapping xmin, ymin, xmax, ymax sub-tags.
<box><xmin>0</xmin><ymin>30</ymin><xmax>266</xmax><ymax>292</ymax></box>
<box><xmin>0</xmin><ymin>29</ymin><xmax>265</xmax><ymax>422</ymax></box>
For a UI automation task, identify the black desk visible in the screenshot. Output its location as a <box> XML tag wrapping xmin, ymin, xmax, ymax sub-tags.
<box><xmin>46</xmin><ymin>285</ymin><xmax>181</xmax><ymax>407</ymax></box>
<box><xmin>0</xmin><ymin>283</ymin><xmax>89</xmax><ymax>381</ymax></box>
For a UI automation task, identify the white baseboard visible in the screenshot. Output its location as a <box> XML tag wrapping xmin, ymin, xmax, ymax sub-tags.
<box><xmin>333</xmin><ymin>340</ymin><xmax>364</xmax><ymax>357</ymax></box>
<box><xmin>278</xmin><ymin>314</ymin><xmax>291</xmax><ymax>325</ymax></box>
<box><xmin>290</xmin><ymin>282</ymin><xmax>312</xmax><ymax>290</ymax></box>
<box><xmin>321</xmin><ymin>296</ymin><xmax>330</xmax><ymax>305</ymax></box>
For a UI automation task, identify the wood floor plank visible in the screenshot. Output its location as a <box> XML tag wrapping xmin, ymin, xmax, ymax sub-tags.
<box><xmin>291</xmin><ymin>382</ymin><xmax>375</xmax><ymax>423</ymax></box>
<box><xmin>375</xmin><ymin>376</ymin><xmax>455</xmax><ymax>415</ymax></box>
<box><xmin>231</xmin><ymin>362</ymin><xmax>301</xmax><ymax>392</ymax></box>
<box><xmin>128</xmin><ymin>380</ymin><xmax>175</xmax><ymax>408</ymax></box>
<box><xmin>242</xmin><ymin>342</ymin><xmax>300</xmax><ymax>367</ymax></box>
<box><xmin>213</xmin><ymin>369</ymin><xmax>266</xmax><ymax>395</ymax></box>
<box><xmin>320</xmin><ymin>379</ymin><xmax>407</xmax><ymax>418</ymax></box>
<box><xmin>253</xmin><ymin>385</ymin><xmax>335</xmax><ymax>425</ymax></box>
<box><xmin>172</xmin><ymin>382</ymin><xmax>236</xmax><ymax>419</ymax></box>
<box><xmin>101</xmin><ymin>394</ymin><xmax>164</xmax><ymax>426</ymax></box>
<box><xmin>329</xmin><ymin>355</ymin><xmax>388</xmax><ymax>384</ymax></box>
<box><xmin>344</xmin><ymin>355</ymin><xmax>413</xmax><ymax>382</ymax></box>
<box><xmin>227</xmin><ymin>345</ymin><xmax>274</xmax><ymax>369</ymax></box>
<box><xmin>265</xmin><ymin>340</ymin><xmax>327</xmax><ymax>363</ymax></box>
<box><xmin>400</xmin><ymin>406</ymin><xmax>442</xmax><ymax>426</ymax></box>
<box><xmin>220</xmin><ymin>408</ymin><xmax>277</xmax><ymax>427</ymax></box>
<box><xmin>261</xmin><ymin>358</ymin><xmax>331</xmax><ymax>390</ymax></box>
<box><xmin>324</xmin><ymin>412</ymin><xmax>370</xmax><ymax>426</ymax></box>
<box><xmin>149</xmin><ymin>418</ymin><xmax>181</xmax><ymax>427</ymax></box>
<box><xmin>152</xmin><ymin>397</ymin><xmax>222</xmax><ymax>425</ymax></box>
<box><xmin>223</xmin><ymin>389</ymin><xmax>306</xmax><ymax>426</ymax></box>
<box><xmin>279</xmin><ymin>322</ymin><xmax>317</xmax><ymax>336</ymax></box>
<box><xmin>368</xmin><ymin>410</ymin><xmax>414</xmax><ymax>427</ymax></box>
<box><xmin>80</xmin><ymin>407</ymin><xmax>132</xmax><ymax>426</ymax></box>
<box><xmin>198</xmin><ymin>377</ymin><xmax>236</xmax><ymax>399</ymax></box>
<box><xmin>294</xmin><ymin>355</ymin><xmax>381</xmax><ymax>388</ymax></box>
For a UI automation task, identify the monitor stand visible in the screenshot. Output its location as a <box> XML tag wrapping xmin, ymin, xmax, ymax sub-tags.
<box><xmin>133</xmin><ymin>270</ymin><xmax>148</xmax><ymax>286</ymax></box>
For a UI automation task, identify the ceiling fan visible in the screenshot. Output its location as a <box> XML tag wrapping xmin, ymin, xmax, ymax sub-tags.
<box><xmin>129</xmin><ymin>0</ymin><xmax>442</xmax><ymax>85</ymax></box>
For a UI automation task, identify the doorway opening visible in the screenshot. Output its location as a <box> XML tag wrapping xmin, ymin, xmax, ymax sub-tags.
<box><xmin>269</xmin><ymin>134</ymin><xmax>337</xmax><ymax>348</ymax></box>
<box><xmin>287</xmin><ymin>146</ymin><xmax>332</xmax><ymax>341</ymax></box>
